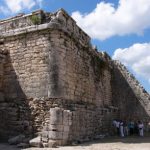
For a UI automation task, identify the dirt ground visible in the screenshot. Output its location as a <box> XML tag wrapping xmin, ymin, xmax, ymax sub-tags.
<box><xmin>1</xmin><ymin>136</ymin><xmax>150</xmax><ymax>150</ymax></box>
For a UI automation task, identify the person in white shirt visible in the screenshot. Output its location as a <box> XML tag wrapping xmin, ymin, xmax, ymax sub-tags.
<box><xmin>138</xmin><ymin>121</ymin><xmax>144</xmax><ymax>137</ymax></box>
<box><xmin>119</xmin><ymin>120</ymin><xmax>124</xmax><ymax>137</ymax></box>
<box><xmin>113</xmin><ymin>119</ymin><xmax>120</xmax><ymax>136</ymax></box>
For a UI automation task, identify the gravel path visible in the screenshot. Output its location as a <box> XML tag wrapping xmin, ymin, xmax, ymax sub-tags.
<box><xmin>1</xmin><ymin>136</ymin><xmax>150</xmax><ymax>150</ymax></box>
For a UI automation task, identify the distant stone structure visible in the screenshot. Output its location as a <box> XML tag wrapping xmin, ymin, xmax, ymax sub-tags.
<box><xmin>0</xmin><ymin>9</ymin><xmax>150</xmax><ymax>147</ymax></box>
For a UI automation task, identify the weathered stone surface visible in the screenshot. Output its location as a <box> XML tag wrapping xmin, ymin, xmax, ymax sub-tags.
<box><xmin>0</xmin><ymin>8</ymin><xmax>149</xmax><ymax>148</ymax></box>
<box><xmin>0</xmin><ymin>92</ymin><xmax>4</xmax><ymax>102</ymax></box>
<box><xmin>47</xmin><ymin>140</ymin><xmax>57</xmax><ymax>148</ymax></box>
<box><xmin>29</xmin><ymin>136</ymin><xmax>41</xmax><ymax>147</ymax></box>
<box><xmin>17</xmin><ymin>143</ymin><xmax>29</xmax><ymax>148</ymax></box>
<box><xmin>8</xmin><ymin>134</ymin><xmax>25</xmax><ymax>145</ymax></box>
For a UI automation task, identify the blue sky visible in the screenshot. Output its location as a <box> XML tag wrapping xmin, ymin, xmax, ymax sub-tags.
<box><xmin>0</xmin><ymin>0</ymin><xmax>150</xmax><ymax>93</ymax></box>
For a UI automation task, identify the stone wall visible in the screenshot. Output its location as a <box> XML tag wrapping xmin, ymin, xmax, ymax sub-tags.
<box><xmin>48</xmin><ymin>29</ymin><xmax>113</xmax><ymax>106</ymax></box>
<box><xmin>0</xmin><ymin>9</ymin><xmax>118</xmax><ymax>144</ymax></box>
<box><xmin>1</xmin><ymin>30</ymin><xmax>59</xmax><ymax>142</ymax></box>
<box><xmin>0</xmin><ymin>50</ymin><xmax>6</xmax><ymax>101</ymax></box>
<box><xmin>0</xmin><ymin>49</ymin><xmax>8</xmax><ymax>140</ymax></box>
<box><xmin>3</xmin><ymin>9</ymin><xmax>115</xmax><ymax>141</ymax></box>
<box><xmin>3</xmin><ymin>31</ymin><xmax>50</xmax><ymax>99</ymax></box>
<box><xmin>111</xmin><ymin>61</ymin><xmax>150</xmax><ymax>127</ymax></box>
<box><xmin>41</xmin><ymin>99</ymin><xmax>118</xmax><ymax>146</ymax></box>
<box><xmin>0</xmin><ymin>8</ymin><xmax>149</xmax><ymax>146</ymax></box>
<box><xmin>0</xmin><ymin>10</ymin><xmax>45</xmax><ymax>32</ymax></box>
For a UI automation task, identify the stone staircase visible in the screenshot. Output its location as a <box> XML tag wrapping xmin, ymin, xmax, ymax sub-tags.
<box><xmin>113</xmin><ymin>60</ymin><xmax>150</xmax><ymax>116</ymax></box>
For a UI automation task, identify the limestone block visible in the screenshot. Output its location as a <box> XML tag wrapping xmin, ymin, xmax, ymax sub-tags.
<box><xmin>41</xmin><ymin>136</ymin><xmax>49</xmax><ymax>143</ymax></box>
<box><xmin>48</xmin><ymin>140</ymin><xmax>57</xmax><ymax>148</ymax></box>
<box><xmin>49</xmin><ymin>124</ymin><xmax>64</xmax><ymax>132</ymax></box>
<box><xmin>49</xmin><ymin>131</ymin><xmax>63</xmax><ymax>140</ymax></box>
<box><xmin>68</xmin><ymin>120</ymin><xmax>72</xmax><ymax>126</ymax></box>
<box><xmin>59</xmin><ymin>140</ymin><xmax>68</xmax><ymax>146</ymax></box>
<box><xmin>50</xmin><ymin>108</ymin><xmax>63</xmax><ymax>125</ymax></box>
<box><xmin>62</xmin><ymin>131</ymin><xmax>69</xmax><ymax>140</ymax></box>
<box><xmin>64</xmin><ymin>125</ymin><xmax>70</xmax><ymax>132</ymax></box>
<box><xmin>0</xmin><ymin>92</ymin><xmax>4</xmax><ymax>102</ymax></box>
<box><xmin>41</xmin><ymin>131</ymin><xmax>49</xmax><ymax>138</ymax></box>
<box><xmin>63</xmin><ymin>110</ymin><xmax>72</xmax><ymax>125</ymax></box>
<box><xmin>29</xmin><ymin>136</ymin><xmax>42</xmax><ymax>147</ymax></box>
<box><xmin>50</xmin><ymin>116</ymin><xmax>63</xmax><ymax>125</ymax></box>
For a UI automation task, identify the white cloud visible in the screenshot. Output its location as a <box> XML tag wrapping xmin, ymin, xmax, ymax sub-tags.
<box><xmin>5</xmin><ymin>0</ymin><xmax>35</xmax><ymax>13</ymax></box>
<box><xmin>72</xmin><ymin>0</ymin><xmax>150</xmax><ymax>40</ymax></box>
<box><xmin>0</xmin><ymin>0</ymin><xmax>43</xmax><ymax>14</ymax></box>
<box><xmin>112</xmin><ymin>43</ymin><xmax>150</xmax><ymax>84</ymax></box>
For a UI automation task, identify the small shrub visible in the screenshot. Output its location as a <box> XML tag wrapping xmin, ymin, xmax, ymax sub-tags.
<box><xmin>30</xmin><ymin>15</ymin><xmax>41</xmax><ymax>25</ymax></box>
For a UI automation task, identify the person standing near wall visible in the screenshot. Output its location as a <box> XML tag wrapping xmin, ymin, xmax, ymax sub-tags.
<box><xmin>138</xmin><ymin>121</ymin><xmax>144</xmax><ymax>137</ymax></box>
<box><xmin>112</xmin><ymin>119</ymin><xmax>120</xmax><ymax>136</ymax></box>
<box><xmin>134</xmin><ymin>121</ymin><xmax>139</xmax><ymax>135</ymax></box>
<box><xmin>123</xmin><ymin>120</ymin><xmax>128</xmax><ymax>136</ymax></box>
<box><xmin>120</xmin><ymin>120</ymin><xmax>124</xmax><ymax>137</ymax></box>
<box><xmin>129</xmin><ymin>120</ymin><xmax>134</xmax><ymax>135</ymax></box>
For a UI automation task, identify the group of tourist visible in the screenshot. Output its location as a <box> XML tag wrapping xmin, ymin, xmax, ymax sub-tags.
<box><xmin>113</xmin><ymin>119</ymin><xmax>144</xmax><ymax>137</ymax></box>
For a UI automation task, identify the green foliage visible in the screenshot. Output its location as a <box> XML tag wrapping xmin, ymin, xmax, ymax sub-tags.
<box><xmin>30</xmin><ymin>15</ymin><xmax>41</xmax><ymax>25</ymax></box>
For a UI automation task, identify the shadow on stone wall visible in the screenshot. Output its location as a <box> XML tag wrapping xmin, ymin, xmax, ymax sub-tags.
<box><xmin>0</xmin><ymin>52</ymin><xmax>34</xmax><ymax>142</ymax></box>
<box><xmin>111</xmin><ymin>63</ymin><xmax>150</xmax><ymax>123</ymax></box>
